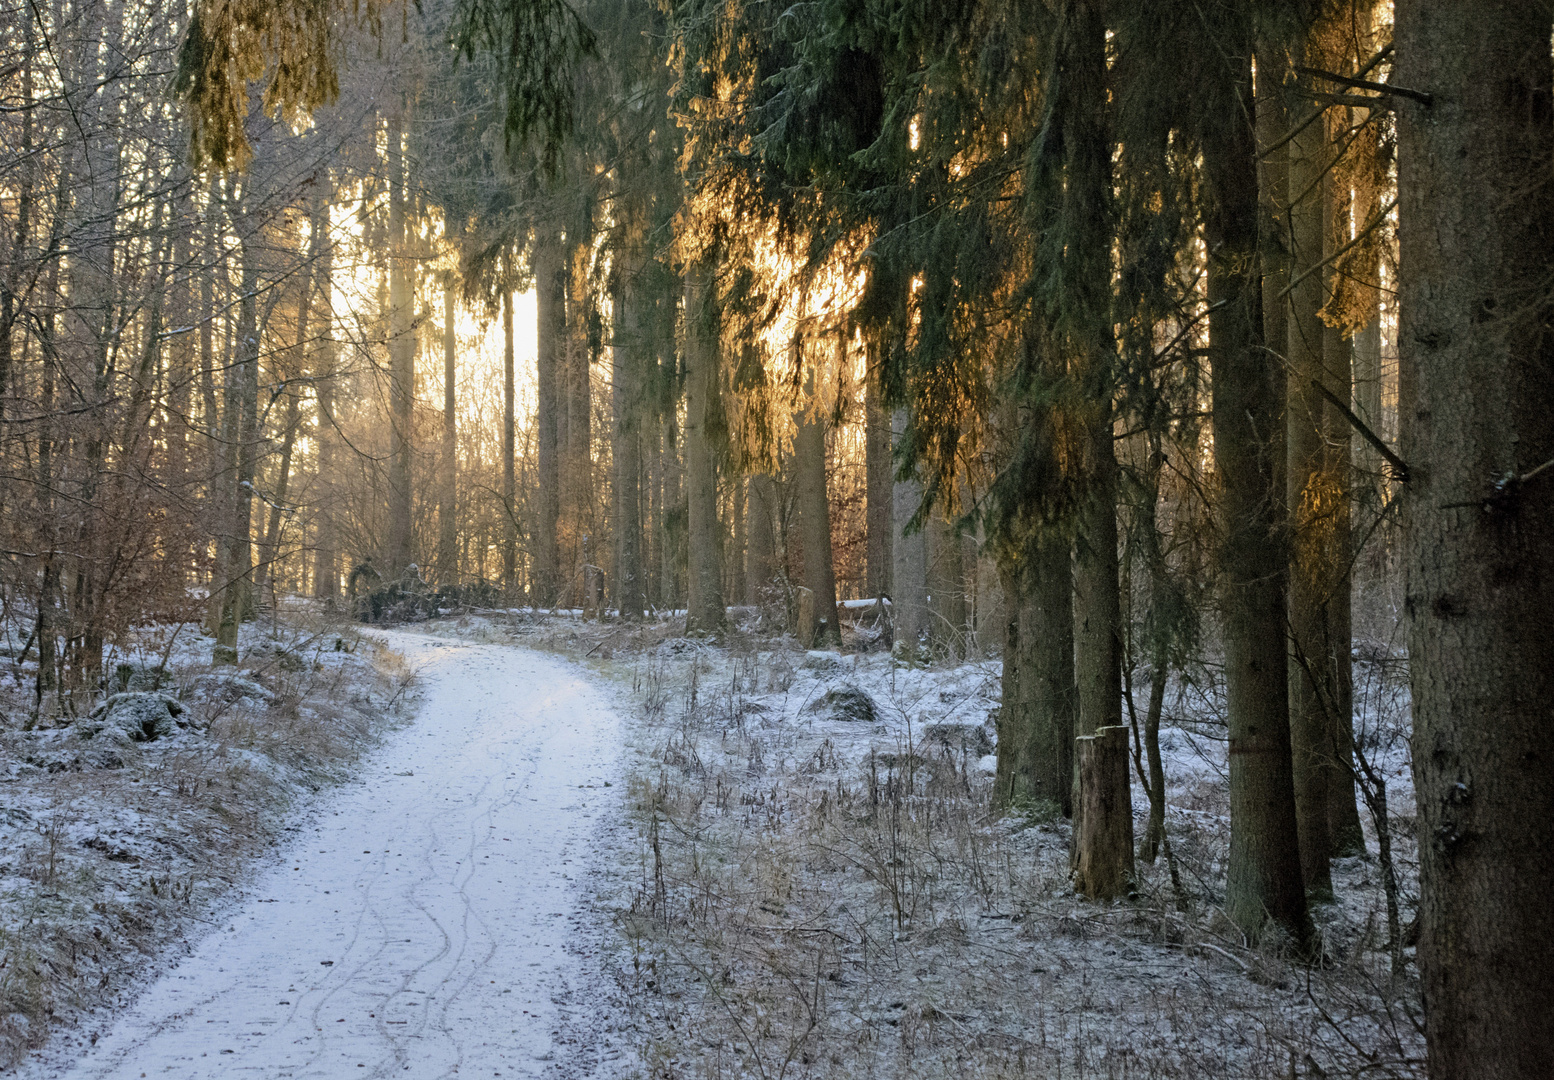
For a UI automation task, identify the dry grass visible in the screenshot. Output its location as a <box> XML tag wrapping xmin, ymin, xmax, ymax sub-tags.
<box><xmin>573</xmin><ymin>627</ymin><xmax>1426</xmax><ymax>1080</ymax></box>
<box><xmin>0</xmin><ymin>609</ymin><xmax>413</xmax><ymax>1070</ymax></box>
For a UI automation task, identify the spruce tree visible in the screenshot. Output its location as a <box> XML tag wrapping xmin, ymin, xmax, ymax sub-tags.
<box><xmin>1395</xmin><ymin>3</ymin><xmax>1554</xmax><ymax>1072</ymax></box>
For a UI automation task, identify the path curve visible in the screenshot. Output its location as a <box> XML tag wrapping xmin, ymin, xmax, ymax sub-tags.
<box><xmin>29</xmin><ymin>632</ymin><xmax>626</xmax><ymax>1080</ymax></box>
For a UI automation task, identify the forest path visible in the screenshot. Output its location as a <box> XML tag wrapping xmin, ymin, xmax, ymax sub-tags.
<box><xmin>29</xmin><ymin>631</ymin><xmax>627</xmax><ymax>1080</ymax></box>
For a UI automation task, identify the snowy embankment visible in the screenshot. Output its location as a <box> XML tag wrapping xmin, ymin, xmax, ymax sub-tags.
<box><xmin>14</xmin><ymin>631</ymin><xmax>636</xmax><ymax>1080</ymax></box>
<box><xmin>1</xmin><ymin>618</ymin><xmax>408</xmax><ymax>1071</ymax></box>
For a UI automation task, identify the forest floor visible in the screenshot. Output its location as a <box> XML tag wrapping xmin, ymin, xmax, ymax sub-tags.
<box><xmin>0</xmin><ymin>609</ymin><xmax>411</xmax><ymax>1071</ymax></box>
<box><xmin>3</xmin><ymin>606</ymin><xmax>1424</xmax><ymax>1079</ymax></box>
<box><xmin>5</xmin><ymin>625</ymin><xmax>637</xmax><ymax>1080</ymax></box>
<box><xmin>476</xmin><ymin>607</ymin><xmax>1425</xmax><ymax>1080</ymax></box>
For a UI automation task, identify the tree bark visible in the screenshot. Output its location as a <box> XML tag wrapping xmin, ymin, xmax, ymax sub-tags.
<box><xmin>1322</xmin><ymin>122</ymin><xmax>1363</xmax><ymax>859</ymax></box>
<box><xmin>256</xmin><ymin>228</ymin><xmax>316</xmax><ymax>601</ymax></box>
<box><xmin>438</xmin><ymin>281</ymin><xmax>458</xmax><ymax>582</ymax></box>
<box><xmin>0</xmin><ymin>3</ymin><xmax>34</xmax><ymax>427</ymax></box>
<box><xmin>993</xmin><ymin>524</ymin><xmax>1075</xmax><ymax>817</ymax></box>
<box><xmin>660</xmin><ymin>360</ymin><xmax>683</xmax><ymax>611</ymax></box>
<box><xmin>793</xmin><ymin>342</ymin><xmax>840</xmax><ymax>648</ymax></box>
<box><xmin>1322</xmin><ymin>318</ymin><xmax>1363</xmax><ymax>861</ymax></box>
<box><xmin>386</xmin><ymin>104</ymin><xmax>415</xmax><ymax>577</ymax></box>
<box><xmin>1134</xmin><ymin>435</ymin><xmax>1172</xmax><ymax>862</ymax></box>
<box><xmin>1285</xmin><ymin>77</ymin><xmax>1335</xmax><ymax>898</ymax></box>
<box><xmin>32</xmin><ymin>258</ymin><xmax>58</xmax><ymax>710</ymax></box>
<box><xmin>502</xmin><ymin>289</ymin><xmax>517</xmax><ymax>599</ymax></box>
<box><xmin>613</xmin><ymin>260</ymin><xmax>645</xmax><ymax>620</ymax></box>
<box><xmin>534</xmin><ymin>240</ymin><xmax>564</xmax><ymax>605</ymax></box>
<box><xmin>213</xmin><ymin>234</ymin><xmax>260</xmax><ymax>663</ymax></box>
<box><xmin>1395</xmin><ymin>5</ymin><xmax>1554</xmax><ymax>1075</ymax></box>
<box><xmin>865</xmin><ymin>343</ymin><xmax>893</xmax><ymax>602</ymax></box>
<box><xmin>682</xmin><ymin>261</ymin><xmax>726</xmax><ymax>635</ymax></box>
<box><xmin>1202</xmin><ymin>39</ymin><xmax>1309</xmax><ymax>944</ymax></box>
<box><xmin>890</xmin><ymin>408</ymin><xmax>928</xmax><ymax>656</ymax></box>
<box><xmin>1051</xmin><ymin>0</ymin><xmax>1130</xmax><ymax>898</ymax></box>
<box><xmin>254</xmin><ymin>390</ymin><xmax>300</xmax><ymax>600</ymax></box>
<box><xmin>1352</xmin><ymin>309</ymin><xmax>1384</xmax><ymax>512</ymax></box>
<box><xmin>562</xmin><ymin>238</ymin><xmax>593</xmax><ymax>589</ymax></box>
<box><xmin>312</xmin><ymin>192</ymin><xmax>338</xmax><ymax>604</ymax></box>
<box><xmin>746</xmin><ymin>472</ymin><xmax>778</xmax><ymax>606</ymax></box>
<box><xmin>1075</xmin><ymin>726</ymin><xmax>1133</xmax><ymax>898</ymax></box>
<box><xmin>729</xmin><ymin>473</ymin><xmax>746</xmax><ymax>605</ymax></box>
<box><xmin>1072</xmin><ymin>435</ymin><xmax>1130</xmax><ymax>895</ymax></box>
<box><xmin>927</xmin><ymin>514</ymin><xmax>964</xmax><ymax>657</ymax></box>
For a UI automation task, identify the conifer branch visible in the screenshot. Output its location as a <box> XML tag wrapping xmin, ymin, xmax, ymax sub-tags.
<box><xmin>1277</xmin><ymin>196</ymin><xmax>1396</xmax><ymax>301</ymax></box>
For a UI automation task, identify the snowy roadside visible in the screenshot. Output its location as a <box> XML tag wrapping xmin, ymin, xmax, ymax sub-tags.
<box><xmin>11</xmin><ymin>628</ymin><xmax>639</xmax><ymax>1080</ymax></box>
<box><xmin>19</xmin><ymin>606</ymin><xmax>1418</xmax><ymax>1078</ymax></box>
<box><xmin>0</xmin><ymin>615</ymin><xmax>411</xmax><ymax>1072</ymax></box>
<box><xmin>460</xmin><ymin>611</ymin><xmax>1426</xmax><ymax>1080</ymax></box>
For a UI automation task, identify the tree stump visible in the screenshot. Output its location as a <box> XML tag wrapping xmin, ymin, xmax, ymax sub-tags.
<box><xmin>583</xmin><ymin>565</ymin><xmax>603</xmax><ymax>618</ymax></box>
<box><xmin>794</xmin><ymin>587</ymin><xmax>816</xmax><ymax>648</ymax></box>
<box><xmin>1074</xmin><ymin>724</ymin><xmax>1135</xmax><ymax>899</ymax></box>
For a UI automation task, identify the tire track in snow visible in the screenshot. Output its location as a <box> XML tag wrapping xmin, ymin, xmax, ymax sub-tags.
<box><xmin>24</xmin><ymin>632</ymin><xmax>626</xmax><ymax>1080</ymax></box>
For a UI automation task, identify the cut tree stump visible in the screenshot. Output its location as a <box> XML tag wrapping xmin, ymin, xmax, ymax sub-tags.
<box><xmin>1074</xmin><ymin>724</ymin><xmax>1135</xmax><ymax>899</ymax></box>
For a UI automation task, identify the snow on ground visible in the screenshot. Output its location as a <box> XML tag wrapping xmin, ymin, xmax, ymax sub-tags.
<box><xmin>14</xmin><ymin>631</ymin><xmax>637</xmax><ymax>1080</ymax></box>
<box><xmin>478</xmin><ymin>612</ymin><xmax>1427</xmax><ymax>1080</ymax></box>
<box><xmin>3</xmin><ymin>605</ymin><xmax>1421</xmax><ymax>1079</ymax></box>
<box><xmin>0</xmin><ymin>616</ymin><xmax>408</xmax><ymax>1070</ymax></box>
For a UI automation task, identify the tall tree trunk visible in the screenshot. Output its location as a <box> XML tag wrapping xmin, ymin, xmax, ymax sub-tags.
<box><xmin>438</xmin><ymin>281</ymin><xmax>458</xmax><ymax>582</ymax></box>
<box><xmin>1322</xmin><ymin>116</ymin><xmax>1363</xmax><ymax>859</ymax></box>
<box><xmin>312</xmin><ymin>193</ymin><xmax>338</xmax><ymax>603</ymax></box>
<box><xmin>865</xmin><ymin>343</ymin><xmax>893</xmax><ymax>601</ymax></box>
<box><xmin>385</xmin><ymin>104</ymin><xmax>415</xmax><ymax>577</ymax></box>
<box><xmin>1352</xmin><ymin>308</ymin><xmax>1384</xmax><ymax>504</ymax></box>
<box><xmin>1202</xmin><ymin>38</ymin><xmax>1308</xmax><ymax>944</ymax></box>
<box><xmin>256</xmin><ymin>232</ymin><xmax>316</xmax><ymax>601</ymax></box>
<box><xmin>927</xmin><ymin>514</ymin><xmax>964</xmax><ymax>657</ymax></box>
<box><xmin>1</xmin><ymin>4</ymin><xmax>35</xmax><ymax>425</ymax></box>
<box><xmin>62</xmin><ymin>0</ymin><xmax>123</xmax><ymax>695</ymax></box>
<box><xmin>1046</xmin><ymin>0</ymin><xmax>1130</xmax><ymax>898</ymax></box>
<box><xmin>890</xmin><ymin>408</ymin><xmax>928</xmax><ymax>655</ymax></box>
<box><xmin>1133</xmin><ymin>434</ymin><xmax>1172</xmax><ymax>862</ymax></box>
<box><xmin>1072</xmin><ymin>440</ymin><xmax>1130</xmax><ymax>896</ymax></box>
<box><xmin>562</xmin><ymin>238</ymin><xmax>593</xmax><ymax>590</ymax></box>
<box><xmin>213</xmin><ymin>234</ymin><xmax>260</xmax><ymax>663</ymax></box>
<box><xmin>645</xmin><ymin>405</ymin><xmax>662</xmax><ymax>605</ymax></box>
<box><xmin>660</xmin><ymin>367</ymin><xmax>683</xmax><ymax>611</ymax></box>
<box><xmin>682</xmin><ymin>261</ymin><xmax>726</xmax><ymax>635</ymax></box>
<box><xmin>202</xmin><ymin>193</ymin><xmax>225</xmax><ymax>612</ymax></box>
<box><xmin>793</xmin><ymin>343</ymin><xmax>839</xmax><ymax>648</ymax></box>
<box><xmin>255</xmin><ymin>390</ymin><xmax>301</xmax><ymax>599</ymax></box>
<box><xmin>534</xmin><ymin>241</ymin><xmax>564</xmax><ymax>605</ymax></box>
<box><xmin>502</xmin><ymin>289</ymin><xmax>518</xmax><ymax>598</ymax></box>
<box><xmin>1396</xmin><ymin>5</ymin><xmax>1554</xmax><ymax>1075</ymax></box>
<box><xmin>729</xmin><ymin>473</ymin><xmax>745</xmax><ymax>605</ymax></box>
<box><xmin>167</xmin><ymin>183</ymin><xmax>196</xmax><ymax>582</ymax></box>
<box><xmin>1285</xmin><ymin>74</ymin><xmax>1335</xmax><ymax>898</ymax></box>
<box><xmin>32</xmin><ymin>258</ymin><xmax>59</xmax><ymax>712</ymax></box>
<box><xmin>993</xmin><ymin>523</ymin><xmax>1075</xmax><ymax>817</ymax></box>
<box><xmin>746</xmin><ymin>472</ymin><xmax>778</xmax><ymax>605</ymax></box>
<box><xmin>613</xmin><ymin>261</ymin><xmax>645</xmax><ymax>620</ymax></box>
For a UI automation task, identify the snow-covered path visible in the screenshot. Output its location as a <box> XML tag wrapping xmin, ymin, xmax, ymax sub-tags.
<box><xmin>30</xmin><ymin>633</ymin><xmax>625</xmax><ymax>1080</ymax></box>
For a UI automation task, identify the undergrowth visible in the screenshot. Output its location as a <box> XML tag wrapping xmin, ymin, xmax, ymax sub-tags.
<box><xmin>584</xmin><ymin>624</ymin><xmax>1424</xmax><ymax>1080</ymax></box>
